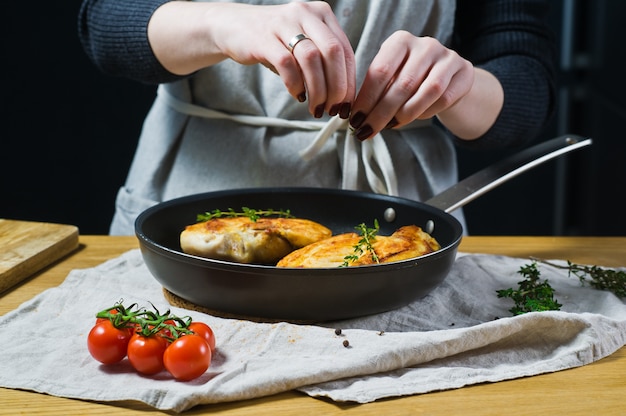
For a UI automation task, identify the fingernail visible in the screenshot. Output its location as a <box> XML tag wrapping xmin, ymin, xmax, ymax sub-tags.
<box><xmin>329</xmin><ymin>104</ymin><xmax>340</xmax><ymax>117</ymax></box>
<box><xmin>354</xmin><ymin>124</ymin><xmax>373</xmax><ymax>141</ymax></box>
<box><xmin>297</xmin><ymin>92</ymin><xmax>307</xmax><ymax>102</ymax></box>
<box><xmin>314</xmin><ymin>104</ymin><xmax>325</xmax><ymax>119</ymax></box>
<box><xmin>385</xmin><ymin>117</ymin><xmax>399</xmax><ymax>129</ymax></box>
<box><xmin>350</xmin><ymin>111</ymin><xmax>366</xmax><ymax>129</ymax></box>
<box><xmin>339</xmin><ymin>102</ymin><xmax>351</xmax><ymax>119</ymax></box>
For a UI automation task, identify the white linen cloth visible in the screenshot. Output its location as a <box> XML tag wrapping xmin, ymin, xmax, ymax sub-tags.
<box><xmin>0</xmin><ymin>250</ymin><xmax>624</xmax><ymax>413</ymax></box>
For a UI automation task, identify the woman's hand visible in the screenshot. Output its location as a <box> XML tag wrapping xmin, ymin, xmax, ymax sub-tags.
<box><xmin>148</xmin><ymin>1</ymin><xmax>356</xmax><ymax>119</ymax></box>
<box><xmin>349</xmin><ymin>31</ymin><xmax>503</xmax><ymax>141</ymax></box>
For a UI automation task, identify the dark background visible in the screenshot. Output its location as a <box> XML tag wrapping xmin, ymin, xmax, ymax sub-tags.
<box><xmin>2</xmin><ymin>0</ymin><xmax>625</xmax><ymax>236</ymax></box>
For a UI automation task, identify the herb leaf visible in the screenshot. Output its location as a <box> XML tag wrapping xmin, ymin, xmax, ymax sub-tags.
<box><xmin>341</xmin><ymin>220</ymin><xmax>380</xmax><ymax>267</ymax></box>
<box><xmin>497</xmin><ymin>258</ymin><xmax>625</xmax><ymax>316</ymax></box>
<box><xmin>196</xmin><ymin>207</ymin><xmax>294</xmax><ymax>223</ymax></box>
<box><xmin>497</xmin><ymin>262</ymin><xmax>562</xmax><ymax>315</ymax></box>
<box><xmin>531</xmin><ymin>257</ymin><xmax>626</xmax><ymax>298</ymax></box>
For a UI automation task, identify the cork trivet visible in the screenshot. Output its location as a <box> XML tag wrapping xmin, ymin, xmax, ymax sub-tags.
<box><xmin>162</xmin><ymin>287</ymin><xmax>317</xmax><ymax>324</ymax></box>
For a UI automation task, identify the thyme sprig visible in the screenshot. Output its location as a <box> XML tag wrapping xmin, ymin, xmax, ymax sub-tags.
<box><xmin>196</xmin><ymin>207</ymin><xmax>294</xmax><ymax>223</ymax></box>
<box><xmin>531</xmin><ymin>257</ymin><xmax>626</xmax><ymax>298</ymax></box>
<box><xmin>497</xmin><ymin>258</ymin><xmax>626</xmax><ymax>316</ymax></box>
<box><xmin>341</xmin><ymin>220</ymin><xmax>380</xmax><ymax>267</ymax></box>
<box><xmin>496</xmin><ymin>262</ymin><xmax>562</xmax><ymax>315</ymax></box>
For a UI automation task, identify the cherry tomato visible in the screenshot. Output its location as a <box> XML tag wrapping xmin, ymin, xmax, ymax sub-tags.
<box><xmin>163</xmin><ymin>334</ymin><xmax>212</xmax><ymax>381</ymax></box>
<box><xmin>127</xmin><ymin>333</ymin><xmax>168</xmax><ymax>375</ymax></box>
<box><xmin>188</xmin><ymin>322</ymin><xmax>216</xmax><ymax>352</ymax></box>
<box><xmin>87</xmin><ymin>320</ymin><xmax>132</xmax><ymax>364</ymax></box>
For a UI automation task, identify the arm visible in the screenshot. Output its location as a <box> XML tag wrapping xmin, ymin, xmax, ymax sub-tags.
<box><xmin>78</xmin><ymin>0</ymin><xmax>182</xmax><ymax>84</ymax></box>
<box><xmin>78</xmin><ymin>1</ymin><xmax>357</xmax><ymax>118</ymax></box>
<box><xmin>450</xmin><ymin>0</ymin><xmax>556</xmax><ymax>148</ymax></box>
<box><xmin>350</xmin><ymin>0</ymin><xmax>555</xmax><ymax>146</ymax></box>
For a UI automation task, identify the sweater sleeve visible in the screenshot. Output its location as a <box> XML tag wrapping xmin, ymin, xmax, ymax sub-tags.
<box><xmin>78</xmin><ymin>0</ymin><xmax>185</xmax><ymax>84</ymax></box>
<box><xmin>450</xmin><ymin>0</ymin><xmax>557</xmax><ymax>149</ymax></box>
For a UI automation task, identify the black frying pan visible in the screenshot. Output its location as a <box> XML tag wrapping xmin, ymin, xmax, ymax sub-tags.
<box><xmin>135</xmin><ymin>135</ymin><xmax>591</xmax><ymax>322</ymax></box>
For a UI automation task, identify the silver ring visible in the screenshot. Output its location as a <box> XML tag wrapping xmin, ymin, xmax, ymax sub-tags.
<box><xmin>287</xmin><ymin>33</ymin><xmax>310</xmax><ymax>53</ymax></box>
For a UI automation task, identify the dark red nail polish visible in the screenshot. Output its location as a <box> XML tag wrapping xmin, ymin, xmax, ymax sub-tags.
<box><xmin>385</xmin><ymin>117</ymin><xmax>399</xmax><ymax>129</ymax></box>
<box><xmin>329</xmin><ymin>104</ymin><xmax>340</xmax><ymax>116</ymax></box>
<box><xmin>339</xmin><ymin>102</ymin><xmax>351</xmax><ymax>119</ymax></box>
<box><xmin>354</xmin><ymin>125</ymin><xmax>373</xmax><ymax>141</ymax></box>
<box><xmin>297</xmin><ymin>92</ymin><xmax>307</xmax><ymax>102</ymax></box>
<box><xmin>350</xmin><ymin>111</ymin><xmax>366</xmax><ymax>129</ymax></box>
<box><xmin>314</xmin><ymin>104</ymin><xmax>325</xmax><ymax>118</ymax></box>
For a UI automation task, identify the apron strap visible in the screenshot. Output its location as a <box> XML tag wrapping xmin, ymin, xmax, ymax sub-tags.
<box><xmin>158</xmin><ymin>85</ymin><xmax>405</xmax><ymax>196</ymax></box>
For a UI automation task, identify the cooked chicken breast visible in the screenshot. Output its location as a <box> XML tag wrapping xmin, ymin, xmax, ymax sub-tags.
<box><xmin>180</xmin><ymin>217</ymin><xmax>332</xmax><ymax>264</ymax></box>
<box><xmin>276</xmin><ymin>225</ymin><xmax>440</xmax><ymax>268</ymax></box>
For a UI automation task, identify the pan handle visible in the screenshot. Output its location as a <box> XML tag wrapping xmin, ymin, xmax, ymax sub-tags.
<box><xmin>425</xmin><ymin>134</ymin><xmax>593</xmax><ymax>213</ymax></box>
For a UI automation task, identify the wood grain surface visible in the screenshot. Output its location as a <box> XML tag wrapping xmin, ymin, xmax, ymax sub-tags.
<box><xmin>0</xmin><ymin>235</ymin><xmax>624</xmax><ymax>415</ymax></box>
<box><xmin>0</xmin><ymin>219</ymin><xmax>79</xmax><ymax>294</ymax></box>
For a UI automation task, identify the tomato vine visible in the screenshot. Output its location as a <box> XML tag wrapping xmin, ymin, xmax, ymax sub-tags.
<box><xmin>95</xmin><ymin>301</ymin><xmax>194</xmax><ymax>341</ymax></box>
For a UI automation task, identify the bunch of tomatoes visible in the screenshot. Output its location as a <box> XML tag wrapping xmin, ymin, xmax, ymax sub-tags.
<box><xmin>87</xmin><ymin>302</ymin><xmax>216</xmax><ymax>381</ymax></box>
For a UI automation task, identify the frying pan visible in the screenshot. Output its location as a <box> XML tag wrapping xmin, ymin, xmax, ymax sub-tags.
<box><xmin>136</xmin><ymin>135</ymin><xmax>591</xmax><ymax>322</ymax></box>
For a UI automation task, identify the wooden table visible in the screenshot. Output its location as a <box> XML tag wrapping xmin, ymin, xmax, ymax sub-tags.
<box><xmin>1</xmin><ymin>236</ymin><xmax>625</xmax><ymax>415</ymax></box>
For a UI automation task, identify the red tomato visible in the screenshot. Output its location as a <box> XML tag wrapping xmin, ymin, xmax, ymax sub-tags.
<box><xmin>127</xmin><ymin>333</ymin><xmax>168</xmax><ymax>375</ymax></box>
<box><xmin>163</xmin><ymin>335</ymin><xmax>212</xmax><ymax>381</ymax></box>
<box><xmin>87</xmin><ymin>320</ymin><xmax>132</xmax><ymax>364</ymax></box>
<box><xmin>188</xmin><ymin>322</ymin><xmax>216</xmax><ymax>352</ymax></box>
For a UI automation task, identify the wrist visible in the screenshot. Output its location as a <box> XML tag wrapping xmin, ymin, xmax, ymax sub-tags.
<box><xmin>437</xmin><ymin>68</ymin><xmax>504</xmax><ymax>140</ymax></box>
<box><xmin>147</xmin><ymin>1</ymin><xmax>226</xmax><ymax>75</ymax></box>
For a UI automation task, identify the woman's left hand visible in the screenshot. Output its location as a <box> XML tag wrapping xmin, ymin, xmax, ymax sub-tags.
<box><xmin>349</xmin><ymin>31</ymin><xmax>500</xmax><ymax>141</ymax></box>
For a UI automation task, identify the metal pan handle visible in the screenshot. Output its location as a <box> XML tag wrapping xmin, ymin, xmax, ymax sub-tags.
<box><xmin>425</xmin><ymin>134</ymin><xmax>593</xmax><ymax>213</ymax></box>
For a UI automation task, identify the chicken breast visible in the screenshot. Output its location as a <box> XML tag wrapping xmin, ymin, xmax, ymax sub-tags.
<box><xmin>180</xmin><ymin>217</ymin><xmax>332</xmax><ymax>264</ymax></box>
<box><xmin>276</xmin><ymin>225</ymin><xmax>440</xmax><ymax>268</ymax></box>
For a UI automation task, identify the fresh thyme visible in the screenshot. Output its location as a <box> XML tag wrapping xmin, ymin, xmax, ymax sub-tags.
<box><xmin>531</xmin><ymin>257</ymin><xmax>626</xmax><ymax>298</ymax></box>
<box><xmin>496</xmin><ymin>262</ymin><xmax>562</xmax><ymax>315</ymax></box>
<box><xmin>196</xmin><ymin>207</ymin><xmax>294</xmax><ymax>223</ymax></box>
<box><xmin>497</xmin><ymin>258</ymin><xmax>626</xmax><ymax>316</ymax></box>
<box><xmin>341</xmin><ymin>220</ymin><xmax>380</xmax><ymax>267</ymax></box>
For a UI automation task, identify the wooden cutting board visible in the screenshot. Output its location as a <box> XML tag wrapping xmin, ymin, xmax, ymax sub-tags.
<box><xmin>0</xmin><ymin>219</ymin><xmax>79</xmax><ymax>293</ymax></box>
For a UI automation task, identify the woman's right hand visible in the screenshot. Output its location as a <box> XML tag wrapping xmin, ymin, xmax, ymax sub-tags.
<box><xmin>148</xmin><ymin>1</ymin><xmax>356</xmax><ymax>119</ymax></box>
